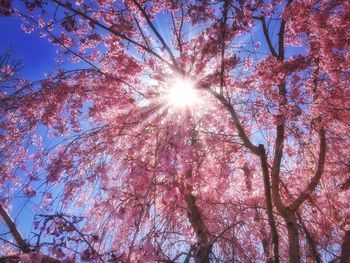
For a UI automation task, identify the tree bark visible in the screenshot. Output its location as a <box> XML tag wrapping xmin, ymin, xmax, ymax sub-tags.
<box><xmin>0</xmin><ymin>255</ymin><xmax>60</xmax><ymax>263</ymax></box>
<box><xmin>255</xmin><ymin>209</ymin><xmax>273</xmax><ymax>263</ymax></box>
<box><xmin>0</xmin><ymin>204</ymin><xmax>60</xmax><ymax>263</ymax></box>
<box><xmin>183</xmin><ymin>168</ymin><xmax>211</xmax><ymax>263</ymax></box>
<box><xmin>259</xmin><ymin>145</ymin><xmax>280</xmax><ymax>263</ymax></box>
<box><xmin>285</xmin><ymin>214</ymin><xmax>301</xmax><ymax>263</ymax></box>
<box><xmin>0</xmin><ymin>205</ymin><xmax>29</xmax><ymax>253</ymax></box>
<box><xmin>340</xmin><ymin>230</ymin><xmax>350</xmax><ymax>263</ymax></box>
<box><xmin>184</xmin><ymin>189</ymin><xmax>211</xmax><ymax>263</ymax></box>
<box><xmin>297</xmin><ymin>213</ymin><xmax>321</xmax><ymax>263</ymax></box>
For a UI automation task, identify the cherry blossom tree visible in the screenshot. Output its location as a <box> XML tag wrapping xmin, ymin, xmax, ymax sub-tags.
<box><xmin>1</xmin><ymin>0</ymin><xmax>350</xmax><ymax>262</ymax></box>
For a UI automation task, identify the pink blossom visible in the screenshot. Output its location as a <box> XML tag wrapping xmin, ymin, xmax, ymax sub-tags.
<box><xmin>20</xmin><ymin>23</ymin><xmax>35</xmax><ymax>34</ymax></box>
<box><xmin>243</xmin><ymin>57</ymin><xmax>253</xmax><ymax>71</ymax></box>
<box><xmin>24</xmin><ymin>185</ymin><xmax>37</xmax><ymax>198</ymax></box>
<box><xmin>0</xmin><ymin>65</ymin><xmax>13</xmax><ymax>76</ymax></box>
<box><xmin>38</xmin><ymin>18</ymin><xmax>45</xmax><ymax>28</ymax></box>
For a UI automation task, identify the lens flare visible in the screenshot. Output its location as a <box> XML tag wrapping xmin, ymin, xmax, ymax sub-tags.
<box><xmin>167</xmin><ymin>78</ymin><xmax>197</xmax><ymax>108</ymax></box>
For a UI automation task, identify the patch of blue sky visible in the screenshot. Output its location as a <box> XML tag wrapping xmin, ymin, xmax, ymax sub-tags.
<box><xmin>0</xmin><ymin>16</ymin><xmax>57</xmax><ymax>80</ymax></box>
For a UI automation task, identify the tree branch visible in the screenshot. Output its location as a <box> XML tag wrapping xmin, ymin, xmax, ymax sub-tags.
<box><xmin>206</xmin><ymin>89</ymin><xmax>259</xmax><ymax>155</ymax></box>
<box><xmin>219</xmin><ymin>0</ymin><xmax>229</xmax><ymax>95</ymax></box>
<box><xmin>259</xmin><ymin>16</ymin><xmax>278</xmax><ymax>58</ymax></box>
<box><xmin>270</xmin><ymin>83</ymin><xmax>288</xmax><ymax>215</ymax></box>
<box><xmin>296</xmin><ymin>212</ymin><xmax>321</xmax><ymax>263</ymax></box>
<box><xmin>131</xmin><ymin>0</ymin><xmax>178</xmax><ymax>68</ymax></box>
<box><xmin>290</xmin><ymin>127</ymin><xmax>326</xmax><ymax>213</ymax></box>
<box><xmin>0</xmin><ymin>205</ymin><xmax>60</xmax><ymax>263</ymax></box>
<box><xmin>258</xmin><ymin>145</ymin><xmax>280</xmax><ymax>263</ymax></box>
<box><xmin>0</xmin><ymin>205</ymin><xmax>29</xmax><ymax>253</ymax></box>
<box><xmin>340</xmin><ymin>230</ymin><xmax>350</xmax><ymax>263</ymax></box>
<box><xmin>50</xmin><ymin>0</ymin><xmax>175</xmax><ymax>70</ymax></box>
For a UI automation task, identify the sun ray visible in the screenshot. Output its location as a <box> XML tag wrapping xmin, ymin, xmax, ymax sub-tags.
<box><xmin>166</xmin><ymin>78</ymin><xmax>198</xmax><ymax>108</ymax></box>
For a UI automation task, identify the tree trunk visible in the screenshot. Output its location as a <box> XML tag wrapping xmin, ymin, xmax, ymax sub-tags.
<box><xmin>258</xmin><ymin>145</ymin><xmax>280</xmax><ymax>263</ymax></box>
<box><xmin>340</xmin><ymin>230</ymin><xmax>350</xmax><ymax>263</ymax></box>
<box><xmin>285</xmin><ymin>214</ymin><xmax>301</xmax><ymax>263</ymax></box>
<box><xmin>184</xmin><ymin>186</ymin><xmax>211</xmax><ymax>263</ymax></box>
<box><xmin>297</xmin><ymin>212</ymin><xmax>321</xmax><ymax>263</ymax></box>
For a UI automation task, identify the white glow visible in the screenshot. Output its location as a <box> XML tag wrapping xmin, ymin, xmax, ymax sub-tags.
<box><xmin>167</xmin><ymin>79</ymin><xmax>197</xmax><ymax>108</ymax></box>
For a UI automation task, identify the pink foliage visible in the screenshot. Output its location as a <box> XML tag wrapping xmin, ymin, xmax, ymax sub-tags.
<box><xmin>0</xmin><ymin>0</ymin><xmax>349</xmax><ymax>262</ymax></box>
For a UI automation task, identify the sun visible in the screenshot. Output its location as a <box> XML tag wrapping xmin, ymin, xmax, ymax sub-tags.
<box><xmin>166</xmin><ymin>78</ymin><xmax>198</xmax><ymax>108</ymax></box>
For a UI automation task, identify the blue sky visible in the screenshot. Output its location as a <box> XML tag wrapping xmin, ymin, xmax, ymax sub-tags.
<box><xmin>0</xmin><ymin>15</ymin><xmax>57</xmax><ymax>80</ymax></box>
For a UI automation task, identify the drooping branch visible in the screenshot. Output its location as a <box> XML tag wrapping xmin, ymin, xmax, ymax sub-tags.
<box><xmin>171</xmin><ymin>6</ymin><xmax>184</xmax><ymax>54</ymax></box>
<box><xmin>49</xmin><ymin>0</ymin><xmax>175</xmax><ymax>69</ymax></box>
<box><xmin>16</xmin><ymin>10</ymin><xmax>101</xmax><ymax>72</ymax></box>
<box><xmin>134</xmin><ymin>15</ymin><xmax>151</xmax><ymax>50</ymax></box>
<box><xmin>49</xmin><ymin>214</ymin><xmax>105</xmax><ymax>263</ymax></box>
<box><xmin>206</xmin><ymin>89</ymin><xmax>259</xmax><ymax>155</ymax></box>
<box><xmin>204</xmin><ymin>88</ymin><xmax>279</xmax><ymax>262</ymax></box>
<box><xmin>131</xmin><ymin>0</ymin><xmax>178</xmax><ymax>68</ymax></box>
